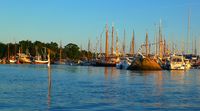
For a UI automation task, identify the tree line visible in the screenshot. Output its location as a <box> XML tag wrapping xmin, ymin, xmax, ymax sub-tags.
<box><xmin>0</xmin><ymin>40</ymin><xmax>93</xmax><ymax>61</ymax></box>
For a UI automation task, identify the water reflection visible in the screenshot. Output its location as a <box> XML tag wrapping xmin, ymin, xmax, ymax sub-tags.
<box><xmin>170</xmin><ymin>70</ymin><xmax>186</xmax><ymax>84</ymax></box>
<box><xmin>47</xmin><ymin>67</ymin><xmax>52</xmax><ymax>108</ymax></box>
<box><xmin>104</xmin><ymin>67</ymin><xmax>119</xmax><ymax>80</ymax></box>
<box><xmin>104</xmin><ymin>67</ymin><xmax>108</xmax><ymax>79</ymax></box>
<box><xmin>111</xmin><ymin>67</ymin><xmax>118</xmax><ymax>79</ymax></box>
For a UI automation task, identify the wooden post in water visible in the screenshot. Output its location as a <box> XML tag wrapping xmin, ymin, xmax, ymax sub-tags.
<box><xmin>47</xmin><ymin>49</ymin><xmax>50</xmax><ymax>67</ymax></box>
<box><xmin>47</xmin><ymin>64</ymin><xmax>52</xmax><ymax>108</ymax></box>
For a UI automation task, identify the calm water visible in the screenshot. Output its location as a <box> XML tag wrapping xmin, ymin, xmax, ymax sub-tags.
<box><xmin>1</xmin><ymin>64</ymin><xmax>200</xmax><ymax>111</ymax></box>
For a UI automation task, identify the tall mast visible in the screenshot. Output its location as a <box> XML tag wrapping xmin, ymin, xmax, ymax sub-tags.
<box><xmin>122</xmin><ymin>29</ymin><xmax>126</xmax><ymax>56</ymax></box>
<box><xmin>195</xmin><ymin>37</ymin><xmax>197</xmax><ymax>55</ymax></box>
<box><xmin>7</xmin><ymin>43</ymin><xmax>10</xmax><ymax>61</ymax></box>
<box><xmin>192</xmin><ymin>36</ymin><xmax>194</xmax><ymax>54</ymax></box>
<box><xmin>129</xmin><ymin>41</ymin><xmax>131</xmax><ymax>55</ymax></box>
<box><xmin>80</xmin><ymin>44</ymin><xmax>82</xmax><ymax>51</ymax></box>
<box><xmin>14</xmin><ymin>42</ymin><xmax>17</xmax><ymax>59</ymax></box>
<box><xmin>181</xmin><ymin>39</ymin><xmax>184</xmax><ymax>54</ymax></box>
<box><xmin>105</xmin><ymin>24</ymin><xmax>109</xmax><ymax>61</ymax></box>
<box><xmin>164</xmin><ymin>38</ymin><xmax>166</xmax><ymax>56</ymax></box>
<box><xmin>130</xmin><ymin>30</ymin><xmax>135</xmax><ymax>56</ymax></box>
<box><xmin>88</xmin><ymin>38</ymin><xmax>91</xmax><ymax>52</ymax></box>
<box><xmin>159</xmin><ymin>19</ymin><xmax>163</xmax><ymax>58</ymax></box>
<box><xmin>116</xmin><ymin>31</ymin><xmax>119</xmax><ymax>57</ymax></box>
<box><xmin>111</xmin><ymin>24</ymin><xmax>114</xmax><ymax>55</ymax></box>
<box><xmin>100</xmin><ymin>34</ymin><xmax>102</xmax><ymax>56</ymax></box>
<box><xmin>155</xmin><ymin>24</ymin><xmax>157</xmax><ymax>55</ymax></box>
<box><xmin>95</xmin><ymin>36</ymin><xmax>99</xmax><ymax>57</ymax></box>
<box><xmin>187</xmin><ymin>9</ymin><xmax>191</xmax><ymax>54</ymax></box>
<box><xmin>145</xmin><ymin>32</ymin><xmax>149</xmax><ymax>56</ymax></box>
<box><xmin>59</xmin><ymin>41</ymin><xmax>62</xmax><ymax>63</ymax></box>
<box><xmin>35</xmin><ymin>46</ymin><xmax>39</xmax><ymax>60</ymax></box>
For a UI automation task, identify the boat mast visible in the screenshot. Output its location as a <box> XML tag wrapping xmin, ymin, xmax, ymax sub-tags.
<box><xmin>130</xmin><ymin>30</ymin><xmax>135</xmax><ymax>56</ymax></box>
<box><xmin>87</xmin><ymin>38</ymin><xmax>91</xmax><ymax>60</ymax></box>
<box><xmin>159</xmin><ymin>19</ymin><xmax>163</xmax><ymax>58</ymax></box>
<box><xmin>164</xmin><ymin>38</ymin><xmax>166</xmax><ymax>56</ymax></box>
<box><xmin>122</xmin><ymin>29</ymin><xmax>126</xmax><ymax>57</ymax></box>
<box><xmin>187</xmin><ymin>9</ymin><xmax>191</xmax><ymax>54</ymax></box>
<box><xmin>195</xmin><ymin>37</ymin><xmax>197</xmax><ymax>55</ymax></box>
<box><xmin>7</xmin><ymin>43</ymin><xmax>10</xmax><ymax>61</ymax></box>
<box><xmin>155</xmin><ymin>24</ymin><xmax>157</xmax><ymax>56</ymax></box>
<box><xmin>116</xmin><ymin>31</ymin><xmax>119</xmax><ymax>57</ymax></box>
<box><xmin>88</xmin><ymin>38</ymin><xmax>91</xmax><ymax>52</ymax></box>
<box><xmin>105</xmin><ymin>24</ymin><xmax>109</xmax><ymax>61</ymax></box>
<box><xmin>14</xmin><ymin>41</ymin><xmax>17</xmax><ymax>59</ymax></box>
<box><xmin>111</xmin><ymin>24</ymin><xmax>114</xmax><ymax>56</ymax></box>
<box><xmin>129</xmin><ymin>41</ymin><xmax>131</xmax><ymax>55</ymax></box>
<box><xmin>59</xmin><ymin>41</ymin><xmax>62</xmax><ymax>63</ymax></box>
<box><xmin>95</xmin><ymin>36</ymin><xmax>99</xmax><ymax>58</ymax></box>
<box><xmin>145</xmin><ymin>32</ymin><xmax>149</xmax><ymax>56</ymax></box>
<box><xmin>35</xmin><ymin>46</ymin><xmax>39</xmax><ymax>60</ymax></box>
<box><xmin>100</xmin><ymin>34</ymin><xmax>102</xmax><ymax>57</ymax></box>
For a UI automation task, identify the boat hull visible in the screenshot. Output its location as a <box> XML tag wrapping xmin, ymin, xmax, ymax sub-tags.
<box><xmin>34</xmin><ymin>60</ymin><xmax>48</xmax><ymax>64</ymax></box>
<box><xmin>93</xmin><ymin>62</ymin><xmax>116</xmax><ymax>67</ymax></box>
<box><xmin>128</xmin><ymin>57</ymin><xmax>162</xmax><ymax>70</ymax></box>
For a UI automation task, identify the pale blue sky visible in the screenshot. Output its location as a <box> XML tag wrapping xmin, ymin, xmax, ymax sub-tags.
<box><xmin>0</xmin><ymin>0</ymin><xmax>199</xmax><ymax>52</ymax></box>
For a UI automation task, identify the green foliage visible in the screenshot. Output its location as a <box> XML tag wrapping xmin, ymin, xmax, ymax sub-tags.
<box><xmin>0</xmin><ymin>42</ymin><xmax>6</xmax><ymax>58</ymax></box>
<box><xmin>0</xmin><ymin>40</ymin><xmax>95</xmax><ymax>61</ymax></box>
<box><xmin>64</xmin><ymin>43</ymin><xmax>80</xmax><ymax>60</ymax></box>
<box><xmin>46</xmin><ymin>42</ymin><xmax>59</xmax><ymax>60</ymax></box>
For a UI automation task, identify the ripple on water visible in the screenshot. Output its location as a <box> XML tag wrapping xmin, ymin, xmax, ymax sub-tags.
<box><xmin>1</xmin><ymin>65</ymin><xmax>200</xmax><ymax>110</ymax></box>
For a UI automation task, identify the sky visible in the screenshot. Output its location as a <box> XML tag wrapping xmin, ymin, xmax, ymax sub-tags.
<box><xmin>0</xmin><ymin>0</ymin><xmax>200</xmax><ymax>53</ymax></box>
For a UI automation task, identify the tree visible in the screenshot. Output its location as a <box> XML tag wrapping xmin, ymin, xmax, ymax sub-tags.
<box><xmin>64</xmin><ymin>43</ymin><xmax>80</xmax><ymax>60</ymax></box>
<box><xmin>19</xmin><ymin>40</ymin><xmax>34</xmax><ymax>56</ymax></box>
<box><xmin>45</xmin><ymin>42</ymin><xmax>59</xmax><ymax>60</ymax></box>
<box><xmin>0</xmin><ymin>42</ymin><xmax>6</xmax><ymax>58</ymax></box>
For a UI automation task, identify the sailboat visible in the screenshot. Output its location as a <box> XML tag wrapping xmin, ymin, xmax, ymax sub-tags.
<box><xmin>165</xmin><ymin>54</ymin><xmax>185</xmax><ymax>70</ymax></box>
<box><xmin>34</xmin><ymin>47</ymin><xmax>48</xmax><ymax>64</ymax></box>
<box><xmin>8</xmin><ymin>43</ymin><xmax>18</xmax><ymax>64</ymax></box>
<box><xmin>18</xmin><ymin>53</ymin><xmax>31</xmax><ymax>63</ymax></box>
<box><xmin>9</xmin><ymin>56</ymin><xmax>17</xmax><ymax>63</ymax></box>
<box><xmin>93</xmin><ymin>24</ymin><xmax>116</xmax><ymax>67</ymax></box>
<box><xmin>128</xmin><ymin>32</ymin><xmax>162</xmax><ymax>70</ymax></box>
<box><xmin>35</xmin><ymin>56</ymin><xmax>48</xmax><ymax>64</ymax></box>
<box><xmin>18</xmin><ymin>47</ymin><xmax>31</xmax><ymax>64</ymax></box>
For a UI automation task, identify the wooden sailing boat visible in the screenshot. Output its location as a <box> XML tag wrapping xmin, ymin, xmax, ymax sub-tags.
<box><xmin>18</xmin><ymin>48</ymin><xmax>31</xmax><ymax>64</ymax></box>
<box><xmin>34</xmin><ymin>46</ymin><xmax>48</xmax><ymax>64</ymax></box>
<box><xmin>128</xmin><ymin>32</ymin><xmax>162</xmax><ymax>70</ymax></box>
<box><xmin>93</xmin><ymin>24</ymin><xmax>116</xmax><ymax>67</ymax></box>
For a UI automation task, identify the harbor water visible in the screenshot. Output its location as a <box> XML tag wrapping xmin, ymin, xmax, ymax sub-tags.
<box><xmin>1</xmin><ymin>64</ymin><xmax>200</xmax><ymax>110</ymax></box>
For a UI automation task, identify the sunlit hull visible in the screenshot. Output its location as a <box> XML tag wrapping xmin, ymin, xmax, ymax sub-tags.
<box><xmin>35</xmin><ymin>60</ymin><xmax>48</xmax><ymax>64</ymax></box>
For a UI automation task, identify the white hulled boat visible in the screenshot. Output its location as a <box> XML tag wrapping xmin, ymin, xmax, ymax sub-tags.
<box><xmin>166</xmin><ymin>54</ymin><xmax>185</xmax><ymax>70</ymax></box>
